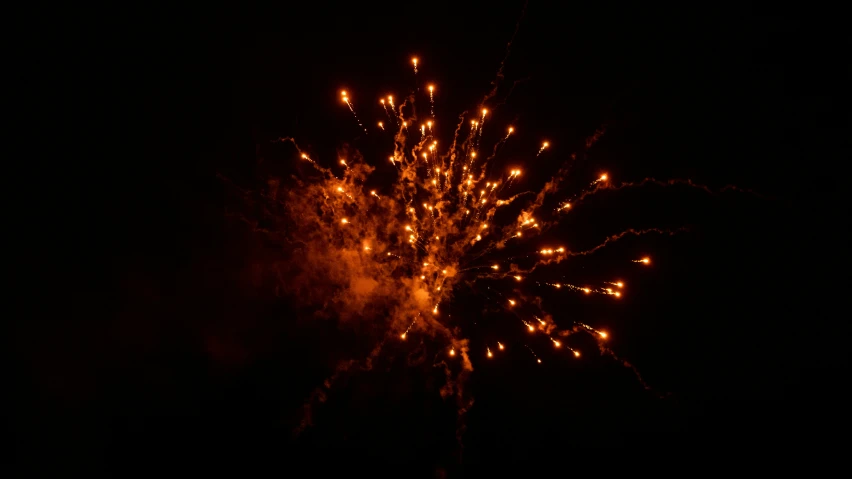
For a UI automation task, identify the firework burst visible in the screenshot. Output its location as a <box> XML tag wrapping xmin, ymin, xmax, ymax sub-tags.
<box><xmin>223</xmin><ymin>49</ymin><xmax>754</xmax><ymax>443</ymax></box>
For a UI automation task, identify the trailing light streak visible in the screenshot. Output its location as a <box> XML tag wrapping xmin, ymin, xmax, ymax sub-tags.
<box><xmin>340</xmin><ymin>90</ymin><xmax>367</xmax><ymax>133</ymax></box>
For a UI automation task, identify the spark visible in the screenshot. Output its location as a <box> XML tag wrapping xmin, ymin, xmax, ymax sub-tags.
<box><xmin>387</xmin><ymin>96</ymin><xmax>396</xmax><ymax>124</ymax></box>
<box><xmin>401</xmin><ymin>315</ymin><xmax>419</xmax><ymax>339</ymax></box>
<box><xmin>633</xmin><ymin>257</ymin><xmax>651</xmax><ymax>264</ymax></box>
<box><xmin>340</xmin><ymin>90</ymin><xmax>367</xmax><ymax>133</ymax></box>
<box><xmin>498</xmin><ymin>342</ymin><xmax>505</xmax><ymax>350</ymax></box>
<box><xmin>380</xmin><ymin>98</ymin><xmax>391</xmax><ymax>119</ymax></box>
<box><xmin>525</xmin><ymin>345</ymin><xmax>541</xmax><ymax>364</ymax></box>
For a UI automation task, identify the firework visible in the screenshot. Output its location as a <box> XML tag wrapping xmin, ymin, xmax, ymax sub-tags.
<box><xmin>299</xmin><ymin>73</ymin><xmax>660</xmax><ymax>358</ymax></box>
<box><xmin>238</xmin><ymin>50</ymin><xmax>745</xmax><ymax>443</ymax></box>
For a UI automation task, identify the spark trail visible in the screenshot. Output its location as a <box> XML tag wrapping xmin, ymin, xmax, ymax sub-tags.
<box><xmin>340</xmin><ymin>90</ymin><xmax>367</xmax><ymax>134</ymax></box>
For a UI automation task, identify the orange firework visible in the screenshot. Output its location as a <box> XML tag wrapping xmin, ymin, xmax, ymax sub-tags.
<box><xmin>240</xmin><ymin>52</ymin><xmax>694</xmax><ymax>441</ymax></box>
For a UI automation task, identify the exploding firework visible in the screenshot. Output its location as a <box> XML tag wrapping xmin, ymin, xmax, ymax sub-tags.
<box><xmin>223</xmin><ymin>45</ymin><xmax>757</xmax><ymax>443</ymax></box>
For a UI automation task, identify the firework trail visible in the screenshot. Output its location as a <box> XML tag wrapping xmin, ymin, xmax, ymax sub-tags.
<box><xmin>562</xmin><ymin>177</ymin><xmax>771</xmax><ymax>208</ymax></box>
<box><xmin>340</xmin><ymin>90</ymin><xmax>367</xmax><ymax>134</ymax></box>
<box><xmin>380</xmin><ymin>97</ymin><xmax>391</xmax><ymax>119</ymax></box>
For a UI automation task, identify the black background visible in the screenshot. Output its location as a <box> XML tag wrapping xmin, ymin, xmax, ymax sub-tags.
<box><xmin>17</xmin><ymin>1</ymin><xmax>849</xmax><ymax>475</ymax></box>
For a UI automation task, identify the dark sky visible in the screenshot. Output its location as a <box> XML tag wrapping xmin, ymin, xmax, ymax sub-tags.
<box><xmin>18</xmin><ymin>1</ymin><xmax>849</xmax><ymax>475</ymax></box>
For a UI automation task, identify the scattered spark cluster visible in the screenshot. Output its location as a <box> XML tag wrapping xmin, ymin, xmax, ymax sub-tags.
<box><xmin>312</xmin><ymin>73</ymin><xmax>641</xmax><ymax>364</ymax></box>
<box><xmin>234</xmin><ymin>52</ymin><xmax>748</xmax><ymax>440</ymax></box>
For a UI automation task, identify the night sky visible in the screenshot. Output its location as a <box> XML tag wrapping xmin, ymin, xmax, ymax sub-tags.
<box><xmin>18</xmin><ymin>1</ymin><xmax>849</xmax><ymax>475</ymax></box>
